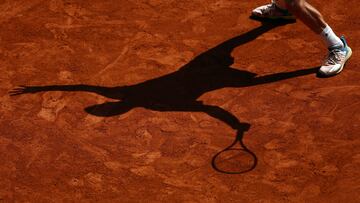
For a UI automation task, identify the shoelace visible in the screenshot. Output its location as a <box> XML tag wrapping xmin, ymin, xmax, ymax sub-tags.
<box><xmin>262</xmin><ymin>3</ymin><xmax>276</xmax><ymax>13</ymax></box>
<box><xmin>325</xmin><ymin>49</ymin><xmax>345</xmax><ymax>65</ymax></box>
<box><xmin>263</xmin><ymin>3</ymin><xmax>288</xmax><ymax>15</ymax></box>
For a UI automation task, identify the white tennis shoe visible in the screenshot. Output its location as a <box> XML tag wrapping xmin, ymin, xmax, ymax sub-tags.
<box><xmin>319</xmin><ymin>36</ymin><xmax>352</xmax><ymax>77</ymax></box>
<box><xmin>251</xmin><ymin>3</ymin><xmax>295</xmax><ymax>20</ymax></box>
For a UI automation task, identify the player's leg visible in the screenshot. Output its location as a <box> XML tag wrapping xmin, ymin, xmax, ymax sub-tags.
<box><xmin>252</xmin><ymin>0</ymin><xmax>352</xmax><ymax>77</ymax></box>
<box><xmin>283</xmin><ymin>1</ymin><xmax>328</xmax><ymax>35</ymax></box>
<box><xmin>252</xmin><ymin>0</ymin><xmax>328</xmax><ymax>32</ymax></box>
<box><xmin>283</xmin><ymin>0</ymin><xmax>352</xmax><ymax>76</ymax></box>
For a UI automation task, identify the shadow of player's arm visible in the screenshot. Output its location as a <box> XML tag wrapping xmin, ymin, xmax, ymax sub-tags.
<box><xmin>171</xmin><ymin>102</ymin><xmax>250</xmax><ymax>132</ymax></box>
<box><xmin>84</xmin><ymin>101</ymin><xmax>133</xmax><ymax>117</ymax></box>
<box><xmin>201</xmin><ymin>104</ymin><xmax>250</xmax><ymax>132</ymax></box>
<box><xmin>9</xmin><ymin>84</ymin><xmax>125</xmax><ymax>100</ymax></box>
<box><xmin>195</xmin><ymin>103</ymin><xmax>257</xmax><ymax>173</ymax></box>
<box><xmin>246</xmin><ymin>66</ymin><xmax>319</xmax><ymax>87</ymax></box>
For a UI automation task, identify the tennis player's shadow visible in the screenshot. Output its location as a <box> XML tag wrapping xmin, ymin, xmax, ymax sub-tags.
<box><xmin>10</xmin><ymin>20</ymin><xmax>318</xmax><ymax>174</ymax></box>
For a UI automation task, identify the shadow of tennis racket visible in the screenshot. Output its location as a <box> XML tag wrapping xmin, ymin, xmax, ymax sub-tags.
<box><xmin>211</xmin><ymin>124</ymin><xmax>257</xmax><ymax>174</ymax></box>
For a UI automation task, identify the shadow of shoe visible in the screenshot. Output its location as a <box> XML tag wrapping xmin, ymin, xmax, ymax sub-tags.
<box><xmin>249</xmin><ymin>15</ymin><xmax>297</xmax><ymax>25</ymax></box>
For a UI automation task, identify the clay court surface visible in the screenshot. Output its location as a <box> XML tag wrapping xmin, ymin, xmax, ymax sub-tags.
<box><xmin>1</xmin><ymin>0</ymin><xmax>360</xmax><ymax>202</ymax></box>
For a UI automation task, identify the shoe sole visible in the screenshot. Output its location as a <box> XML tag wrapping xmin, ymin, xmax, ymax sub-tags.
<box><xmin>318</xmin><ymin>47</ymin><xmax>352</xmax><ymax>77</ymax></box>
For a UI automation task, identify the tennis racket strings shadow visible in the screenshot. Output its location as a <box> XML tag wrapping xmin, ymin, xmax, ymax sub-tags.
<box><xmin>212</xmin><ymin>124</ymin><xmax>257</xmax><ymax>174</ymax></box>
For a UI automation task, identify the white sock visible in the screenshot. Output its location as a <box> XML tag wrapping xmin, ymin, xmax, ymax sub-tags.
<box><xmin>321</xmin><ymin>25</ymin><xmax>343</xmax><ymax>49</ymax></box>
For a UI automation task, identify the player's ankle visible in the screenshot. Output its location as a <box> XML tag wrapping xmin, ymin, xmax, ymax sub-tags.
<box><xmin>272</xmin><ymin>0</ymin><xmax>288</xmax><ymax>11</ymax></box>
<box><xmin>320</xmin><ymin>24</ymin><xmax>343</xmax><ymax>49</ymax></box>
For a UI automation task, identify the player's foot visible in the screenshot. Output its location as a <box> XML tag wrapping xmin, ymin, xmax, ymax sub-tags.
<box><xmin>251</xmin><ymin>3</ymin><xmax>295</xmax><ymax>20</ymax></box>
<box><xmin>318</xmin><ymin>36</ymin><xmax>352</xmax><ymax>77</ymax></box>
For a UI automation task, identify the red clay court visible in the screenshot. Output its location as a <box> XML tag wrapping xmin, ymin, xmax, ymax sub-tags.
<box><xmin>1</xmin><ymin>0</ymin><xmax>360</xmax><ymax>202</ymax></box>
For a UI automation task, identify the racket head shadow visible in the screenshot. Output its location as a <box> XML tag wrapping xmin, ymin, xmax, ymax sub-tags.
<box><xmin>212</xmin><ymin>148</ymin><xmax>257</xmax><ymax>174</ymax></box>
